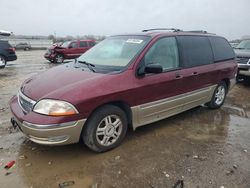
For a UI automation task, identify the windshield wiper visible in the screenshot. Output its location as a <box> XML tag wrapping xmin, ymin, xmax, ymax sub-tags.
<box><xmin>78</xmin><ymin>60</ymin><xmax>96</xmax><ymax>72</ymax></box>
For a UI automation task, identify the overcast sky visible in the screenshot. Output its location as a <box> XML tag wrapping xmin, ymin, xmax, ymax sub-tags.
<box><xmin>1</xmin><ymin>0</ymin><xmax>249</xmax><ymax>40</ymax></box>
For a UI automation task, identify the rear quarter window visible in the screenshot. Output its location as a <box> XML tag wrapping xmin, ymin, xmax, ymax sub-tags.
<box><xmin>0</xmin><ymin>41</ymin><xmax>10</xmax><ymax>47</ymax></box>
<box><xmin>177</xmin><ymin>36</ymin><xmax>213</xmax><ymax>67</ymax></box>
<box><xmin>79</xmin><ymin>41</ymin><xmax>88</xmax><ymax>47</ymax></box>
<box><xmin>89</xmin><ymin>41</ymin><xmax>96</xmax><ymax>47</ymax></box>
<box><xmin>209</xmin><ymin>36</ymin><xmax>235</xmax><ymax>62</ymax></box>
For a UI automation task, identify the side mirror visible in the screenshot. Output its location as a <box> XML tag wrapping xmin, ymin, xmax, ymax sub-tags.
<box><xmin>68</xmin><ymin>46</ymin><xmax>72</xmax><ymax>49</ymax></box>
<box><xmin>145</xmin><ymin>63</ymin><xmax>163</xmax><ymax>74</ymax></box>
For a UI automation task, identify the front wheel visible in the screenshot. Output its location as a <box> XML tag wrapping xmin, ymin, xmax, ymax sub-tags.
<box><xmin>82</xmin><ymin>105</ymin><xmax>128</xmax><ymax>152</ymax></box>
<box><xmin>206</xmin><ymin>82</ymin><xmax>227</xmax><ymax>109</ymax></box>
<box><xmin>0</xmin><ymin>55</ymin><xmax>6</xmax><ymax>69</ymax></box>
<box><xmin>54</xmin><ymin>54</ymin><xmax>64</xmax><ymax>63</ymax></box>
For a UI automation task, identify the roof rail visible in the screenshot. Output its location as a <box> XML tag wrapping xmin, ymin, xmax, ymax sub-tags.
<box><xmin>142</xmin><ymin>28</ymin><xmax>182</xmax><ymax>32</ymax></box>
<box><xmin>185</xmin><ymin>30</ymin><xmax>215</xmax><ymax>35</ymax></box>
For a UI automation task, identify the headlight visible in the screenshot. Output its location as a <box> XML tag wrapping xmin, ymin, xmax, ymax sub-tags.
<box><xmin>33</xmin><ymin>99</ymin><xmax>78</xmax><ymax>116</ymax></box>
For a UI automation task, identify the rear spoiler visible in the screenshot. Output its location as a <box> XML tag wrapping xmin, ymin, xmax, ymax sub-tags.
<box><xmin>0</xmin><ymin>30</ymin><xmax>13</xmax><ymax>36</ymax></box>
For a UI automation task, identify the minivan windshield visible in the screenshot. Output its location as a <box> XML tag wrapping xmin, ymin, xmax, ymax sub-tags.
<box><xmin>61</xmin><ymin>41</ymin><xmax>71</xmax><ymax>48</ymax></box>
<box><xmin>235</xmin><ymin>40</ymin><xmax>250</xmax><ymax>50</ymax></box>
<box><xmin>77</xmin><ymin>35</ymin><xmax>151</xmax><ymax>71</ymax></box>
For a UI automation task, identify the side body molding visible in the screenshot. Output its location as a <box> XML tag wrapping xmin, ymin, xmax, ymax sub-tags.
<box><xmin>131</xmin><ymin>85</ymin><xmax>217</xmax><ymax>130</ymax></box>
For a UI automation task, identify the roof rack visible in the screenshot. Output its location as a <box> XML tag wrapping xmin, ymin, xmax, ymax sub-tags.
<box><xmin>186</xmin><ymin>30</ymin><xmax>208</xmax><ymax>33</ymax></box>
<box><xmin>142</xmin><ymin>28</ymin><xmax>182</xmax><ymax>32</ymax></box>
<box><xmin>185</xmin><ymin>30</ymin><xmax>215</xmax><ymax>35</ymax></box>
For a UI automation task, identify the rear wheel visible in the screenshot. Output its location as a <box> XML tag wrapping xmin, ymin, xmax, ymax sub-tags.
<box><xmin>206</xmin><ymin>81</ymin><xmax>227</xmax><ymax>109</ymax></box>
<box><xmin>0</xmin><ymin>55</ymin><xmax>6</xmax><ymax>69</ymax></box>
<box><xmin>54</xmin><ymin>54</ymin><xmax>64</xmax><ymax>63</ymax></box>
<box><xmin>82</xmin><ymin>105</ymin><xmax>128</xmax><ymax>152</ymax></box>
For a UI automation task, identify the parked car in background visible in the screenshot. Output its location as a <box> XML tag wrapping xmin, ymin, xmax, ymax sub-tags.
<box><xmin>0</xmin><ymin>40</ymin><xmax>17</xmax><ymax>69</ymax></box>
<box><xmin>44</xmin><ymin>40</ymin><xmax>96</xmax><ymax>63</ymax></box>
<box><xmin>10</xmin><ymin>29</ymin><xmax>237</xmax><ymax>152</ymax></box>
<box><xmin>15</xmin><ymin>42</ymin><xmax>31</xmax><ymax>51</ymax></box>
<box><xmin>230</xmin><ymin>42</ymin><xmax>239</xmax><ymax>48</ymax></box>
<box><xmin>234</xmin><ymin>39</ymin><xmax>250</xmax><ymax>84</ymax></box>
<box><xmin>0</xmin><ymin>30</ymin><xmax>12</xmax><ymax>36</ymax></box>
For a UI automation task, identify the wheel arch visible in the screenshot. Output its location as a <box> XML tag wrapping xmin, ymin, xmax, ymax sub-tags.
<box><xmin>84</xmin><ymin>100</ymin><xmax>133</xmax><ymax>130</ymax></box>
<box><xmin>221</xmin><ymin>78</ymin><xmax>230</xmax><ymax>92</ymax></box>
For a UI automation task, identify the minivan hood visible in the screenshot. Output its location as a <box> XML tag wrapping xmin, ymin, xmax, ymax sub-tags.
<box><xmin>234</xmin><ymin>49</ymin><xmax>250</xmax><ymax>58</ymax></box>
<box><xmin>49</xmin><ymin>45</ymin><xmax>66</xmax><ymax>50</ymax></box>
<box><xmin>21</xmin><ymin>64</ymin><xmax>105</xmax><ymax>101</ymax></box>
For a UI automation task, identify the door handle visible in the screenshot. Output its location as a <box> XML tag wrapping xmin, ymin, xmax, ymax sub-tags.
<box><xmin>192</xmin><ymin>72</ymin><xmax>198</xmax><ymax>75</ymax></box>
<box><xmin>175</xmin><ymin>73</ymin><xmax>183</xmax><ymax>79</ymax></box>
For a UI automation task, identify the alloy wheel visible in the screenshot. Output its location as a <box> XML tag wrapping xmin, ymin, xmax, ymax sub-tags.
<box><xmin>96</xmin><ymin>115</ymin><xmax>123</xmax><ymax>146</ymax></box>
<box><xmin>214</xmin><ymin>86</ymin><xmax>226</xmax><ymax>105</ymax></box>
<box><xmin>55</xmin><ymin>55</ymin><xmax>64</xmax><ymax>63</ymax></box>
<box><xmin>0</xmin><ymin>56</ymin><xmax>6</xmax><ymax>66</ymax></box>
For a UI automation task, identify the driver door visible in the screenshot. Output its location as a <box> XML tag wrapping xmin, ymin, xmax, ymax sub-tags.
<box><xmin>133</xmin><ymin>37</ymin><xmax>186</xmax><ymax>127</ymax></box>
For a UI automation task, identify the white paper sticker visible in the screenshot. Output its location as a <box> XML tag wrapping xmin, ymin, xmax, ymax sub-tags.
<box><xmin>126</xmin><ymin>39</ymin><xmax>143</xmax><ymax>44</ymax></box>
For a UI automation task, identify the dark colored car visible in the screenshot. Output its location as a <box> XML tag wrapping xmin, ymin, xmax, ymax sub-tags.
<box><xmin>234</xmin><ymin>39</ymin><xmax>250</xmax><ymax>84</ymax></box>
<box><xmin>10</xmin><ymin>29</ymin><xmax>237</xmax><ymax>152</ymax></box>
<box><xmin>15</xmin><ymin>42</ymin><xmax>31</xmax><ymax>51</ymax></box>
<box><xmin>0</xmin><ymin>40</ymin><xmax>17</xmax><ymax>69</ymax></box>
<box><xmin>44</xmin><ymin>40</ymin><xmax>96</xmax><ymax>63</ymax></box>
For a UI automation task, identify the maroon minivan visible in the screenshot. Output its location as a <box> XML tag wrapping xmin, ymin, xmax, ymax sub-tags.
<box><xmin>44</xmin><ymin>40</ymin><xmax>95</xmax><ymax>63</ymax></box>
<box><xmin>10</xmin><ymin>29</ymin><xmax>237</xmax><ymax>152</ymax></box>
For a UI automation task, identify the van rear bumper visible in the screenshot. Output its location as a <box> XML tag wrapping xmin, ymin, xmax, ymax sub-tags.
<box><xmin>7</xmin><ymin>54</ymin><xmax>17</xmax><ymax>61</ymax></box>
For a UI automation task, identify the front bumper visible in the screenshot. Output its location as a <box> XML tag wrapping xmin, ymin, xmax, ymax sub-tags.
<box><xmin>239</xmin><ymin>68</ymin><xmax>250</xmax><ymax>77</ymax></box>
<box><xmin>10</xmin><ymin>93</ymin><xmax>86</xmax><ymax>146</ymax></box>
<box><xmin>238</xmin><ymin>63</ymin><xmax>250</xmax><ymax>77</ymax></box>
<box><xmin>11</xmin><ymin>117</ymin><xmax>86</xmax><ymax>145</ymax></box>
<box><xmin>44</xmin><ymin>53</ymin><xmax>56</xmax><ymax>61</ymax></box>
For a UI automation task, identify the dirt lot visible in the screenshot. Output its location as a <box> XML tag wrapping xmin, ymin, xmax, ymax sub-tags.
<box><xmin>0</xmin><ymin>50</ymin><xmax>250</xmax><ymax>188</ymax></box>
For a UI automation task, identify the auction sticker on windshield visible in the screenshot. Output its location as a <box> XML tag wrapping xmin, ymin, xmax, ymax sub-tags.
<box><xmin>126</xmin><ymin>39</ymin><xmax>143</xmax><ymax>44</ymax></box>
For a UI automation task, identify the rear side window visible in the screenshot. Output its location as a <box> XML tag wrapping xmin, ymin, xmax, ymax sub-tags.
<box><xmin>0</xmin><ymin>41</ymin><xmax>10</xmax><ymax>47</ymax></box>
<box><xmin>89</xmin><ymin>41</ymin><xmax>95</xmax><ymax>47</ymax></box>
<box><xmin>177</xmin><ymin>36</ymin><xmax>213</xmax><ymax>67</ymax></box>
<box><xmin>69</xmin><ymin>42</ymin><xmax>78</xmax><ymax>48</ymax></box>
<box><xmin>209</xmin><ymin>36</ymin><xmax>235</xmax><ymax>62</ymax></box>
<box><xmin>79</xmin><ymin>41</ymin><xmax>88</xmax><ymax>47</ymax></box>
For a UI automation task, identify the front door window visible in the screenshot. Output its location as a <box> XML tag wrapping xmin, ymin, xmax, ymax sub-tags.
<box><xmin>144</xmin><ymin>37</ymin><xmax>179</xmax><ymax>71</ymax></box>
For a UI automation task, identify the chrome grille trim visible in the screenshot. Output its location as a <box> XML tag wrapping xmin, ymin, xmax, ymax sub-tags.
<box><xmin>18</xmin><ymin>90</ymin><xmax>36</xmax><ymax>113</ymax></box>
<box><xmin>236</xmin><ymin>57</ymin><xmax>250</xmax><ymax>64</ymax></box>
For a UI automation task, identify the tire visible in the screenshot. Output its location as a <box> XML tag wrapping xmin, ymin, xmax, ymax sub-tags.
<box><xmin>206</xmin><ymin>81</ymin><xmax>227</xmax><ymax>109</ymax></box>
<box><xmin>0</xmin><ymin>55</ymin><xmax>6</xmax><ymax>69</ymax></box>
<box><xmin>54</xmin><ymin>54</ymin><xmax>64</xmax><ymax>63</ymax></box>
<box><xmin>243</xmin><ymin>76</ymin><xmax>250</xmax><ymax>86</ymax></box>
<box><xmin>24</xmin><ymin>47</ymin><xmax>30</xmax><ymax>51</ymax></box>
<box><xmin>82</xmin><ymin>105</ymin><xmax>128</xmax><ymax>152</ymax></box>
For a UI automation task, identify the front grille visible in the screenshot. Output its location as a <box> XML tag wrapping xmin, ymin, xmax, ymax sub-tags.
<box><xmin>237</xmin><ymin>57</ymin><xmax>250</xmax><ymax>64</ymax></box>
<box><xmin>18</xmin><ymin>91</ymin><xmax>36</xmax><ymax>113</ymax></box>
